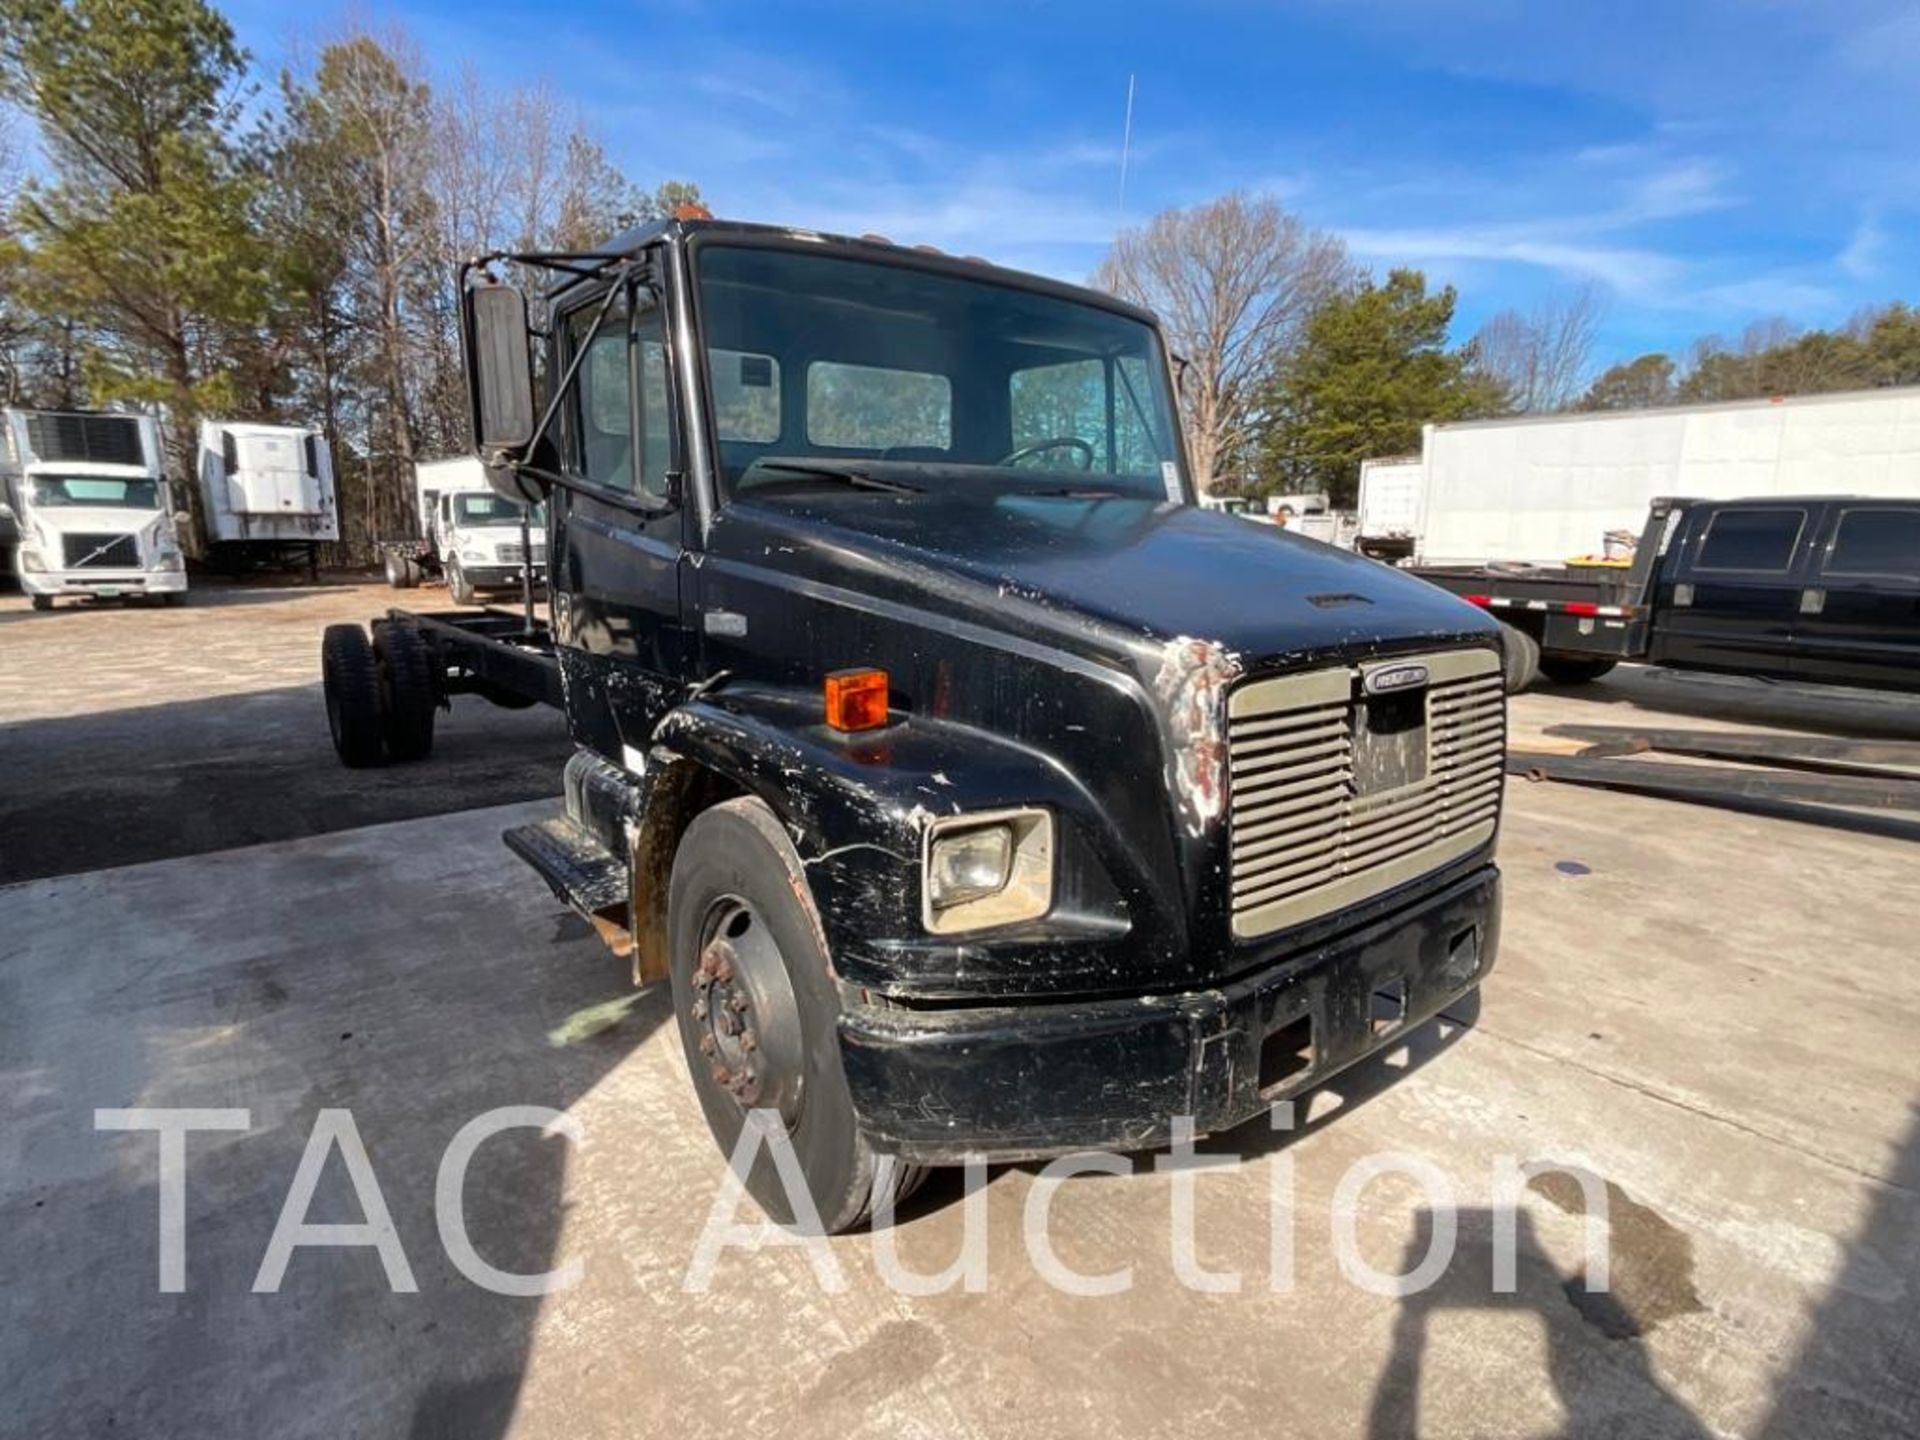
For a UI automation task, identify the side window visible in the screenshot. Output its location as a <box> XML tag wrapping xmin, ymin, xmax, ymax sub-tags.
<box><xmin>1694</xmin><ymin>508</ymin><xmax>1806</xmax><ymax>573</ymax></box>
<box><xmin>1825</xmin><ymin>508</ymin><xmax>1920</xmax><ymax>580</ymax></box>
<box><xmin>569</xmin><ymin>295</ymin><xmax>633</xmax><ymax>493</ymax></box>
<box><xmin>710</xmin><ymin>349</ymin><xmax>781</xmax><ymax>444</ymax></box>
<box><xmin>807</xmin><ymin>361</ymin><xmax>951</xmax><ymax>451</ymax></box>
<box><xmin>566</xmin><ymin>291</ymin><xmax>676</xmax><ymax>501</ymax></box>
<box><xmin>1010</xmin><ymin>359</ymin><xmax>1109</xmax><ymax>470</ymax></box>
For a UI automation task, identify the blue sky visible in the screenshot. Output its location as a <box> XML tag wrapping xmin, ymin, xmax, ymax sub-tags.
<box><xmin>226</xmin><ymin>0</ymin><xmax>1919</xmax><ymax>371</ymax></box>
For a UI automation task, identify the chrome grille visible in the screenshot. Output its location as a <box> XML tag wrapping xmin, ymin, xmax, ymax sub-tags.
<box><xmin>497</xmin><ymin>542</ymin><xmax>546</xmax><ymax>566</ymax></box>
<box><xmin>1227</xmin><ymin>648</ymin><xmax>1504</xmax><ymax>940</ymax></box>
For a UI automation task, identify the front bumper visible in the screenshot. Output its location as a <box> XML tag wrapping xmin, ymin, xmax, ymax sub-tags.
<box><xmin>838</xmin><ymin>865</ymin><xmax>1499</xmax><ymax>1163</ymax></box>
<box><xmin>20</xmin><ymin>568</ymin><xmax>187</xmax><ymax>597</ymax></box>
<box><xmin>465</xmin><ymin>564</ymin><xmax>546</xmax><ymax>589</ymax></box>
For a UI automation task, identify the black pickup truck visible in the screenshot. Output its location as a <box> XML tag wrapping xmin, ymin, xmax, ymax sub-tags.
<box><xmin>1411</xmin><ymin>496</ymin><xmax>1920</xmax><ymax>694</ymax></box>
<box><xmin>324</xmin><ymin>218</ymin><xmax>1507</xmax><ymax>1230</ymax></box>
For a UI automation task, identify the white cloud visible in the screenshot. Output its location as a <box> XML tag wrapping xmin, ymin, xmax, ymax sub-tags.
<box><xmin>1838</xmin><ymin>214</ymin><xmax>1887</xmax><ymax>280</ymax></box>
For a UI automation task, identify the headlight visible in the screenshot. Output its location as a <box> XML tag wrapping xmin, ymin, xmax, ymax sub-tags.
<box><xmin>157</xmin><ymin>550</ymin><xmax>184</xmax><ymax>572</ymax></box>
<box><xmin>922</xmin><ymin>809</ymin><xmax>1054</xmax><ymax>934</ymax></box>
<box><xmin>461</xmin><ymin>549</ymin><xmax>486</xmax><ymax>563</ymax></box>
<box><xmin>19</xmin><ymin>548</ymin><xmax>45</xmax><ymax>573</ymax></box>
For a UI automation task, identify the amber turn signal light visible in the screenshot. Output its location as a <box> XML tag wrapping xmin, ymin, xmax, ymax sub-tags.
<box><xmin>825</xmin><ymin>668</ymin><xmax>890</xmax><ymax>732</ymax></box>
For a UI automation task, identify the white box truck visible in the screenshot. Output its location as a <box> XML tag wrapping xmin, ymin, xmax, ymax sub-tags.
<box><xmin>1395</xmin><ymin>386</ymin><xmax>1920</xmax><ymax>566</ymax></box>
<box><xmin>381</xmin><ymin>456</ymin><xmax>545</xmax><ymax>603</ymax></box>
<box><xmin>196</xmin><ymin>420</ymin><xmax>338</xmax><ymax>572</ymax></box>
<box><xmin>1</xmin><ymin>408</ymin><xmax>186</xmax><ymax>610</ymax></box>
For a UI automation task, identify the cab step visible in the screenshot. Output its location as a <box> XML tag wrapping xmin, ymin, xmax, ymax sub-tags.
<box><xmin>504</xmin><ymin>815</ymin><xmax>630</xmax><ymax>916</ymax></box>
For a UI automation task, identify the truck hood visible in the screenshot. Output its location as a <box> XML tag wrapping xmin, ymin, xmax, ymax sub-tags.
<box><xmin>724</xmin><ymin>488</ymin><xmax>1491</xmax><ymax>672</ymax></box>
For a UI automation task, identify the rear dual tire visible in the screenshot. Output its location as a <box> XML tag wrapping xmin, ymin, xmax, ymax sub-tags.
<box><xmin>383</xmin><ymin>552</ymin><xmax>423</xmax><ymax>589</ymax></box>
<box><xmin>321</xmin><ymin>620</ymin><xmax>438</xmax><ymax>767</ymax></box>
<box><xmin>1498</xmin><ymin>623</ymin><xmax>1541</xmax><ymax>694</ymax></box>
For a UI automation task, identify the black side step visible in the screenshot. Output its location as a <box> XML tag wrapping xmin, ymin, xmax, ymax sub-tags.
<box><xmin>505</xmin><ymin>816</ymin><xmax>629</xmax><ymax>915</ymax></box>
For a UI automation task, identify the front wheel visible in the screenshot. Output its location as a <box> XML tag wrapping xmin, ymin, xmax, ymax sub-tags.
<box><xmin>447</xmin><ymin>558</ymin><xmax>475</xmax><ymax>604</ymax></box>
<box><xmin>29</xmin><ymin>594</ymin><xmax>53</xmax><ymax>612</ymax></box>
<box><xmin>1539</xmin><ymin>656</ymin><xmax>1618</xmax><ymax>686</ymax></box>
<box><xmin>667</xmin><ymin>797</ymin><xmax>916</xmax><ymax>1233</ymax></box>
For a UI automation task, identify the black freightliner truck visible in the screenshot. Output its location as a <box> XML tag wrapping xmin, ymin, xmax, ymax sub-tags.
<box><xmin>322</xmin><ymin>218</ymin><xmax>1507</xmax><ymax>1230</ymax></box>
<box><xmin>1410</xmin><ymin>496</ymin><xmax>1920</xmax><ymax>694</ymax></box>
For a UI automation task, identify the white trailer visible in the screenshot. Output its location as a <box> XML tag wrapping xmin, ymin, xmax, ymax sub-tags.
<box><xmin>1403</xmin><ymin>386</ymin><xmax>1920</xmax><ymax>566</ymax></box>
<box><xmin>1</xmin><ymin>408</ymin><xmax>186</xmax><ymax>610</ymax></box>
<box><xmin>196</xmin><ymin>420</ymin><xmax>338</xmax><ymax>572</ymax></box>
<box><xmin>1356</xmin><ymin>456</ymin><xmax>1425</xmax><ymax>558</ymax></box>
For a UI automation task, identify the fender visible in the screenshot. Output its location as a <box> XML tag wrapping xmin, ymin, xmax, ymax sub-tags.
<box><xmin>647</xmin><ymin>685</ymin><xmax>1188</xmax><ymax>1000</ymax></box>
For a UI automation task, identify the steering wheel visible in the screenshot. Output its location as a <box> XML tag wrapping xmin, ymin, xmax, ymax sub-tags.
<box><xmin>999</xmin><ymin>436</ymin><xmax>1096</xmax><ymax>471</ymax></box>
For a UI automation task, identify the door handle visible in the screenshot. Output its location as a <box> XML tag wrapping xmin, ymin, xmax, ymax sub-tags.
<box><xmin>1799</xmin><ymin>589</ymin><xmax>1825</xmax><ymax>615</ymax></box>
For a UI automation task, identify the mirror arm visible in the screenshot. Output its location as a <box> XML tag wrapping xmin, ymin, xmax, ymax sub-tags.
<box><xmin>518</xmin><ymin>270</ymin><xmax>630</xmax><ymax>465</ymax></box>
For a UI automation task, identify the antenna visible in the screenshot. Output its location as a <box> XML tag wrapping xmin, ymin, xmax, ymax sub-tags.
<box><xmin>1118</xmin><ymin>74</ymin><xmax>1136</xmax><ymax>220</ymax></box>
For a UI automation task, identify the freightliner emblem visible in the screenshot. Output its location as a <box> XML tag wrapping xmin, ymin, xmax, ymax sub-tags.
<box><xmin>1363</xmin><ymin>663</ymin><xmax>1431</xmax><ymax>696</ymax></box>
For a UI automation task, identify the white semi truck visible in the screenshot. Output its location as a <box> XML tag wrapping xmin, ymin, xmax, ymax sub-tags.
<box><xmin>1</xmin><ymin>408</ymin><xmax>186</xmax><ymax>610</ymax></box>
<box><xmin>381</xmin><ymin>456</ymin><xmax>545</xmax><ymax>603</ymax></box>
<box><xmin>195</xmin><ymin>420</ymin><xmax>338</xmax><ymax>572</ymax></box>
<box><xmin>1358</xmin><ymin>385</ymin><xmax>1920</xmax><ymax>566</ymax></box>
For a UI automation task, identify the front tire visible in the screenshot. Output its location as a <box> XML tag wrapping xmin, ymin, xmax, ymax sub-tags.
<box><xmin>447</xmin><ymin>558</ymin><xmax>475</xmax><ymax>604</ymax></box>
<box><xmin>667</xmin><ymin>797</ymin><xmax>912</xmax><ymax>1233</ymax></box>
<box><xmin>29</xmin><ymin>594</ymin><xmax>53</xmax><ymax>612</ymax></box>
<box><xmin>1540</xmin><ymin>656</ymin><xmax>1618</xmax><ymax>686</ymax></box>
<box><xmin>322</xmin><ymin>623</ymin><xmax>385</xmax><ymax>767</ymax></box>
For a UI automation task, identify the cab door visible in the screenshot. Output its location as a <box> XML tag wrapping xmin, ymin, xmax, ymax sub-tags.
<box><xmin>1791</xmin><ymin>503</ymin><xmax>1920</xmax><ymax>690</ymax></box>
<box><xmin>1653</xmin><ymin>503</ymin><xmax>1818</xmax><ymax>679</ymax></box>
<box><xmin>549</xmin><ymin>270</ymin><xmax>693</xmax><ymax>764</ymax></box>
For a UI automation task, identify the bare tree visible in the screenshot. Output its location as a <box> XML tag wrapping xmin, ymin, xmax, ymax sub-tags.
<box><xmin>1093</xmin><ymin>191</ymin><xmax>1350</xmax><ymax>495</ymax></box>
<box><xmin>1473</xmin><ymin>283</ymin><xmax>1606</xmax><ymax>413</ymax></box>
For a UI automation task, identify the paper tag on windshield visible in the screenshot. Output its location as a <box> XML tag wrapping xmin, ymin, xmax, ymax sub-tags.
<box><xmin>1161</xmin><ymin>462</ymin><xmax>1183</xmax><ymax>502</ymax></box>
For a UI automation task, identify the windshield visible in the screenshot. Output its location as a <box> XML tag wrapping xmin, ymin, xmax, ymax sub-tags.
<box><xmin>451</xmin><ymin>493</ymin><xmax>543</xmax><ymax>527</ymax></box>
<box><xmin>26</xmin><ymin>474</ymin><xmax>161</xmax><ymax>510</ymax></box>
<box><xmin>693</xmin><ymin>244</ymin><xmax>1187</xmax><ymax>502</ymax></box>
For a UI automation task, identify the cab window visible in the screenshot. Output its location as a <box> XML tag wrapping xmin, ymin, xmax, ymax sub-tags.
<box><xmin>1825</xmin><ymin>508</ymin><xmax>1920</xmax><ymax>580</ymax></box>
<box><xmin>1694</xmin><ymin>508</ymin><xmax>1806</xmax><ymax>573</ymax></box>
<box><xmin>565</xmin><ymin>290</ymin><xmax>675</xmax><ymax>502</ymax></box>
<box><xmin>806</xmin><ymin>361</ymin><xmax>951</xmax><ymax>451</ymax></box>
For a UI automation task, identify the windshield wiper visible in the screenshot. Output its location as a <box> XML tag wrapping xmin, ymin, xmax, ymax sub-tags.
<box><xmin>747</xmin><ymin>461</ymin><xmax>921</xmax><ymax>495</ymax></box>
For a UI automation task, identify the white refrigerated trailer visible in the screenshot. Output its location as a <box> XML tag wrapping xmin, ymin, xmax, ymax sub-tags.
<box><xmin>196</xmin><ymin>420</ymin><xmax>338</xmax><ymax>572</ymax></box>
<box><xmin>1367</xmin><ymin>386</ymin><xmax>1920</xmax><ymax>565</ymax></box>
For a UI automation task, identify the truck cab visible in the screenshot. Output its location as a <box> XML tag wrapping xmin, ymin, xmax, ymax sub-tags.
<box><xmin>414</xmin><ymin>457</ymin><xmax>546</xmax><ymax>603</ymax></box>
<box><xmin>395</xmin><ymin>218</ymin><xmax>1506</xmax><ymax>1228</ymax></box>
<box><xmin>2</xmin><ymin>409</ymin><xmax>186</xmax><ymax>611</ymax></box>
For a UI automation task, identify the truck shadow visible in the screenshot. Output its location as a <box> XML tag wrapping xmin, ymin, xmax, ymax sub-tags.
<box><xmin>1365</xmin><ymin>1206</ymin><xmax>1714</xmax><ymax>1439</ymax></box>
<box><xmin>0</xmin><ymin>681</ymin><xmax>573</xmax><ymax>883</ymax></box>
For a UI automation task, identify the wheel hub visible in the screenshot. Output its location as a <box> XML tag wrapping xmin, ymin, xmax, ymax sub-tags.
<box><xmin>691</xmin><ymin>899</ymin><xmax>804</xmax><ymax>1122</ymax></box>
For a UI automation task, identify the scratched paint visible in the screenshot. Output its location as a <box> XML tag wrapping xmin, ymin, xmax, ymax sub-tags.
<box><xmin>1152</xmin><ymin>635</ymin><xmax>1242</xmax><ymax>836</ymax></box>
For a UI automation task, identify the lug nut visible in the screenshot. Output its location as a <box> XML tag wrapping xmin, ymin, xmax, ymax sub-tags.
<box><xmin>740</xmin><ymin>1031</ymin><xmax>758</xmax><ymax>1052</ymax></box>
<box><xmin>690</xmin><ymin>999</ymin><xmax>708</xmax><ymax>1022</ymax></box>
<box><xmin>697</xmin><ymin>1035</ymin><xmax>716</xmax><ymax>1057</ymax></box>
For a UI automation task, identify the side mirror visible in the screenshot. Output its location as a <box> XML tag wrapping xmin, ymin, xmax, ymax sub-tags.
<box><xmin>483</xmin><ymin>460</ymin><xmax>546</xmax><ymax>507</ymax></box>
<box><xmin>462</xmin><ymin>282</ymin><xmax>536</xmax><ymax>455</ymax></box>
